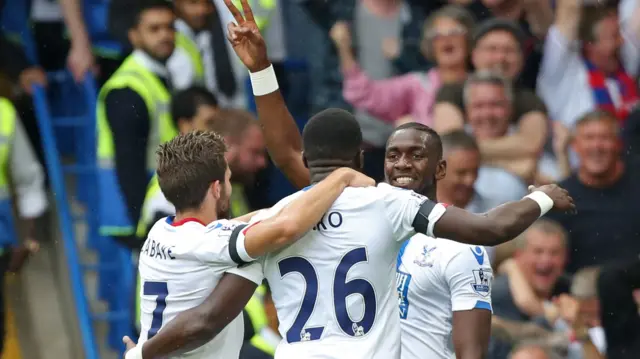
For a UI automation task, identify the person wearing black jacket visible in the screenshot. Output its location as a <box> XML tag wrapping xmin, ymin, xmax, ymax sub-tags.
<box><xmin>597</xmin><ymin>259</ymin><xmax>640</xmax><ymax>359</ymax></box>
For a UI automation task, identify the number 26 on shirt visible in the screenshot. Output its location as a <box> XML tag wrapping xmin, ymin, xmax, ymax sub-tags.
<box><xmin>278</xmin><ymin>247</ymin><xmax>377</xmax><ymax>344</ymax></box>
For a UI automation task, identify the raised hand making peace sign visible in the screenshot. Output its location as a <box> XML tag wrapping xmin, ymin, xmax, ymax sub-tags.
<box><xmin>223</xmin><ymin>0</ymin><xmax>271</xmax><ymax>72</ymax></box>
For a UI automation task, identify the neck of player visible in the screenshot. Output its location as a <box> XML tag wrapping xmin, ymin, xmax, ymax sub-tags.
<box><xmin>420</xmin><ymin>184</ymin><xmax>438</xmax><ymax>203</ymax></box>
<box><xmin>175</xmin><ymin>207</ymin><xmax>218</xmax><ymax>226</ymax></box>
<box><xmin>308</xmin><ymin>160</ymin><xmax>359</xmax><ymax>184</ymax></box>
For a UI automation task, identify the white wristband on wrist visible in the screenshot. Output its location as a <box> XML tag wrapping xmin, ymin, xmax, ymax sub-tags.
<box><xmin>249</xmin><ymin>65</ymin><xmax>279</xmax><ymax>96</ymax></box>
<box><xmin>125</xmin><ymin>346</ymin><xmax>143</xmax><ymax>359</ymax></box>
<box><xmin>524</xmin><ymin>191</ymin><xmax>554</xmax><ymax>217</ymax></box>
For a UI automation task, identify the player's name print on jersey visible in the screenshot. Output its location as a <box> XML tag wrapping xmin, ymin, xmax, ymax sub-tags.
<box><xmin>312</xmin><ymin>211</ymin><xmax>343</xmax><ymax>232</ymax></box>
<box><xmin>396</xmin><ymin>270</ymin><xmax>412</xmax><ymax>319</ymax></box>
<box><xmin>413</xmin><ymin>245</ymin><xmax>436</xmax><ymax>267</ymax></box>
<box><xmin>141</xmin><ymin>238</ymin><xmax>176</xmax><ymax>260</ymax></box>
<box><xmin>471</xmin><ymin>268</ymin><xmax>492</xmax><ymax>297</ymax></box>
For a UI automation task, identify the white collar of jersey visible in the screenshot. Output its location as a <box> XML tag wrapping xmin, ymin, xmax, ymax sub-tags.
<box><xmin>132</xmin><ymin>49</ymin><xmax>170</xmax><ymax>78</ymax></box>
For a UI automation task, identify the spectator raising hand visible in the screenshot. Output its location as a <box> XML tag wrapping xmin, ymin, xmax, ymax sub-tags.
<box><xmin>60</xmin><ymin>0</ymin><xmax>96</xmax><ymax>82</ymax></box>
<box><xmin>335</xmin><ymin>5</ymin><xmax>474</xmax><ymax>128</ymax></box>
<box><xmin>330</xmin><ymin>21</ymin><xmax>352</xmax><ymax>52</ymax></box>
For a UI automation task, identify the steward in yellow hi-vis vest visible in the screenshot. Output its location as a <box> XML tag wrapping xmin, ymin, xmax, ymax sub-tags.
<box><xmin>0</xmin><ymin>97</ymin><xmax>48</xmax><ymax>255</ymax></box>
<box><xmin>0</xmin><ymin>98</ymin><xmax>19</xmax><ymax>249</ymax></box>
<box><xmin>96</xmin><ymin>53</ymin><xmax>177</xmax><ymax>237</ymax></box>
<box><xmin>174</xmin><ymin>31</ymin><xmax>205</xmax><ymax>85</ymax></box>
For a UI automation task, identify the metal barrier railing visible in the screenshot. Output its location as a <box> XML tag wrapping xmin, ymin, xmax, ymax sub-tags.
<box><xmin>32</xmin><ymin>77</ymin><xmax>100</xmax><ymax>359</ymax></box>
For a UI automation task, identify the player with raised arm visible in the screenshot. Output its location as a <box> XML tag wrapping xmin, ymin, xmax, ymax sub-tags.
<box><xmin>126</xmin><ymin>130</ymin><xmax>374</xmax><ymax>359</ymax></box>
<box><xmin>122</xmin><ymin>1</ymin><xmax>575</xmax><ymax>358</ymax></box>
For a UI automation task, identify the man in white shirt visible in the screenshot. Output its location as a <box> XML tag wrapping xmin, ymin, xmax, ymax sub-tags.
<box><xmin>537</xmin><ymin>0</ymin><xmax>640</xmax><ymax>130</ymax></box>
<box><xmin>130</xmin><ymin>130</ymin><xmax>375</xmax><ymax>359</ymax></box>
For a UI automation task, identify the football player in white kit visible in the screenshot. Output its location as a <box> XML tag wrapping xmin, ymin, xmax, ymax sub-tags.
<box><xmin>125</xmin><ymin>130</ymin><xmax>375</xmax><ymax>359</ymax></box>
<box><xmin>122</xmin><ymin>2</ymin><xmax>576</xmax><ymax>358</ymax></box>
<box><xmin>386</xmin><ymin>123</ymin><xmax>493</xmax><ymax>359</ymax></box>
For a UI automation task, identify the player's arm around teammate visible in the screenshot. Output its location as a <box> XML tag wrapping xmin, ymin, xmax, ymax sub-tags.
<box><xmin>419</xmin><ymin>184</ymin><xmax>576</xmax><ymax>247</ymax></box>
<box><xmin>235</xmin><ymin>167</ymin><xmax>374</xmax><ymax>261</ymax></box>
<box><xmin>124</xmin><ymin>167</ymin><xmax>374</xmax><ymax>359</ymax></box>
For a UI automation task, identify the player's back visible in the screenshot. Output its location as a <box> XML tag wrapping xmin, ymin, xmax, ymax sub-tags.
<box><xmin>396</xmin><ymin>234</ymin><xmax>493</xmax><ymax>359</ymax></box>
<box><xmin>257</xmin><ymin>183</ymin><xmax>427</xmax><ymax>359</ymax></box>
<box><xmin>137</xmin><ymin>217</ymin><xmax>262</xmax><ymax>358</ymax></box>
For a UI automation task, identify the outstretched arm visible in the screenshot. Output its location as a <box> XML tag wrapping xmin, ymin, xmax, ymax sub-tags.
<box><xmin>224</xmin><ymin>0</ymin><xmax>309</xmax><ymax>189</ymax></box>
<box><xmin>413</xmin><ymin>185</ymin><xmax>575</xmax><ymax>246</ymax></box>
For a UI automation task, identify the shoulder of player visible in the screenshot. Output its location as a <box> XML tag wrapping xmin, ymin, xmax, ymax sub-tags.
<box><xmin>441</xmin><ymin>242</ymin><xmax>493</xmax><ymax>271</ymax></box>
<box><xmin>204</xmin><ymin>219</ymin><xmax>247</xmax><ymax>234</ymax></box>
<box><xmin>426</xmin><ymin>237</ymin><xmax>492</xmax><ymax>268</ymax></box>
<box><xmin>374</xmin><ymin>182</ymin><xmax>429</xmax><ymax>201</ymax></box>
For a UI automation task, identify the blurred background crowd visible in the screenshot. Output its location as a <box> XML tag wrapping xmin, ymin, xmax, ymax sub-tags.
<box><xmin>1</xmin><ymin>0</ymin><xmax>640</xmax><ymax>358</ymax></box>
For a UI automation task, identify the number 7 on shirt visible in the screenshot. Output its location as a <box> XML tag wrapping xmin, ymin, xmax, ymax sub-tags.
<box><xmin>143</xmin><ymin>281</ymin><xmax>169</xmax><ymax>339</ymax></box>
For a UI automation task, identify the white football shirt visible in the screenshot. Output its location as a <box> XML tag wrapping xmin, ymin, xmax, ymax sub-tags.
<box><xmin>249</xmin><ymin>183</ymin><xmax>447</xmax><ymax>359</ymax></box>
<box><xmin>137</xmin><ymin>217</ymin><xmax>263</xmax><ymax>358</ymax></box>
<box><xmin>396</xmin><ymin>234</ymin><xmax>493</xmax><ymax>359</ymax></box>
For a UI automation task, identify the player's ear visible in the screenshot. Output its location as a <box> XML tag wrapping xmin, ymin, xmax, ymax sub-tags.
<box><xmin>211</xmin><ymin>180</ymin><xmax>221</xmax><ymax>200</ymax></box>
<box><xmin>176</xmin><ymin>117</ymin><xmax>192</xmax><ymax>134</ymax></box>
<box><xmin>435</xmin><ymin>159</ymin><xmax>446</xmax><ymax>181</ymax></box>
<box><xmin>302</xmin><ymin>152</ymin><xmax>308</xmax><ymax>169</ymax></box>
<box><xmin>356</xmin><ymin>150</ymin><xmax>364</xmax><ymax>170</ymax></box>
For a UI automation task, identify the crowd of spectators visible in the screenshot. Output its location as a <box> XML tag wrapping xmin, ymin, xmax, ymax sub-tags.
<box><xmin>1</xmin><ymin>0</ymin><xmax>640</xmax><ymax>358</ymax></box>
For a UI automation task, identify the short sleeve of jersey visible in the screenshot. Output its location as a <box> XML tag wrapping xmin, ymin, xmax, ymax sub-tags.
<box><xmin>188</xmin><ymin>220</ymin><xmax>255</xmax><ymax>266</ymax></box>
<box><xmin>378</xmin><ymin>183</ymin><xmax>445</xmax><ymax>240</ymax></box>
<box><xmin>226</xmin><ymin>261</ymin><xmax>264</xmax><ymax>285</ymax></box>
<box><xmin>443</xmin><ymin>245</ymin><xmax>493</xmax><ymax>312</ymax></box>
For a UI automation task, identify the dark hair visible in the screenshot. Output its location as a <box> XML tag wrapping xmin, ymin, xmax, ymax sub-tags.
<box><xmin>391</xmin><ymin>122</ymin><xmax>443</xmax><ymax>159</ymax></box>
<box><xmin>156</xmin><ymin>131</ymin><xmax>227</xmax><ymax>212</ymax></box>
<box><xmin>440</xmin><ymin>130</ymin><xmax>479</xmax><ymax>155</ymax></box>
<box><xmin>211</xmin><ymin>108</ymin><xmax>258</xmax><ymax>143</ymax></box>
<box><xmin>472</xmin><ymin>18</ymin><xmax>525</xmax><ymax>51</ymax></box>
<box><xmin>132</xmin><ymin>0</ymin><xmax>174</xmax><ymax>28</ymax></box>
<box><xmin>171</xmin><ymin>86</ymin><xmax>218</xmax><ymax>126</ymax></box>
<box><xmin>302</xmin><ymin>108</ymin><xmax>362</xmax><ymax>162</ymax></box>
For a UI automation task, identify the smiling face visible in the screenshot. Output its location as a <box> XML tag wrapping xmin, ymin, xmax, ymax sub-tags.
<box><xmin>471</xmin><ymin>29</ymin><xmax>523</xmax><ymax>80</ymax></box>
<box><xmin>573</xmin><ymin>115</ymin><xmax>620</xmax><ymax>178</ymax></box>
<box><xmin>515</xmin><ymin>228</ymin><xmax>567</xmax><ymax>297</ymax></box>
<box><xmin>384</xmin><ymin>128</ymin><xmax>445</xmax><ymax>195</ymax></box>
<box><xmin>465</xmin><ymin>81</ymin><xmax>512</xmax><ymax>139</ymax></box>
